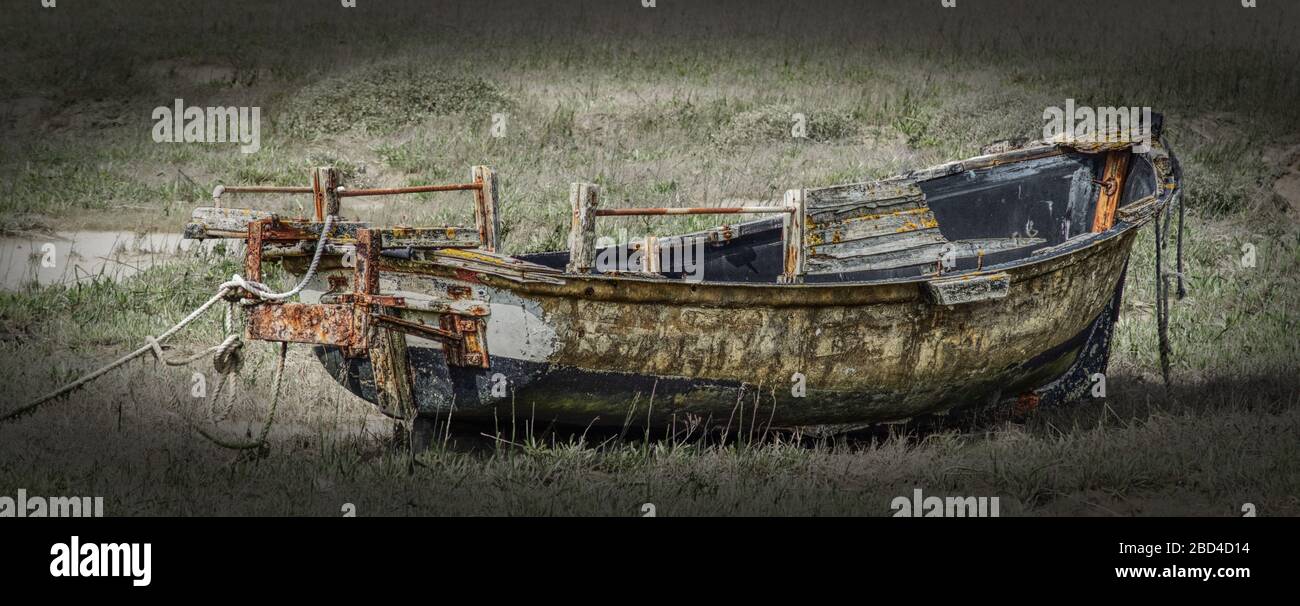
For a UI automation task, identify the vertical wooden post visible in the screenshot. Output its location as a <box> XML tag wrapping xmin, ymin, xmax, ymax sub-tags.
<box><xmin>367</xmin><ymin>321</ymin><xmax>416</xmax><ymax>420</ymax></box>
<box><xmin>566</xmin><ymin>182</ymin><xmax>599</xmax><ymax>274</ymax></box>
<box><xmin>472</xmin><ymin>165</ymin><xmax>501</xmax><ymax>252</ymax></box>
<box><xmin>780</xmin><ymin>189</ymin><xmax>806</xmax><ymax>284</ymax></box>
<box><xmin>640</xmin><ymin>235</ymin><xmax>661</xmax><ymax>275</ymax></box>
<box><xmin>313</xmin><ymin>166</ymin><xmax>341</xmax><ymax>221</ymax></box>
<box><xmin>356</xmin><ymin>228</ymin><xmax>415</xmax><ymax>419</ymax></box>
<box><xmin>1091</xmin><ymin>150</ymin><xmax>1131</xmax><ymax>232</ymax></box>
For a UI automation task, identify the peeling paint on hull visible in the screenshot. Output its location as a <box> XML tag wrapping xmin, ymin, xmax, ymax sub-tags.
<box><xmin>311</xmin><ymin>227</ymin><xmax>1136</xmax><ymax>428</ymax></box>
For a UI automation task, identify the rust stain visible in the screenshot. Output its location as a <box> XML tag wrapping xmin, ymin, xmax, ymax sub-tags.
<box><xmin>246</xmin><ymin>303</ymin><xmax>357</xmax><ymax>346</ymax></box>
<box><xmin>327</xmin><ymin>275</ymin><xmax>350</xmax><ymax>293</ymax></box>
<box><xmin>1013</xmin><ymin>392</ymin><xmax>1041</xmax><ymax>418</ymax></box>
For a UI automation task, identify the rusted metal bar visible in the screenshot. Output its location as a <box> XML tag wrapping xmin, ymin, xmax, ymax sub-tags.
<box><xmin>595</xmin><ymin>206</ymin><xmax>792</xmax><ymax>216</ymax></box>
<box><xmin>215</xmin><ymin>183</ymin><xmax>480</xmax><ymax>200</ymax></box>
<box><xmin>337</xmin><ymin>182</ymin><xmax>482</xmax><ymax>197</ymax></box>
<box><xmin>354</xmin><ymin>229</ymin><xmax>382</xmax><ymax>299</ymax></box>
<box><xmin>356</xmin><ymin>284</ymin><xmax>416</xmax><ymax>420</ymax></box>
<box><xmin>367</xmin><ymin>302</ymin><xmax>490</xmax><ymax>368</ymax></box>
<box><xmin>322</xmin><ymin>293</ymin><xmax>490</xmax><ymax>317</ymax></box>
<box><xmin>370</xmin><ymin>313</ymin><xmax>461</xmax><ymax>342</ymax></box>
<box><xmin>440</xmin><ymin>315</ymin><xmax>490</xmax><ymax>368</ymax></box>
<box><xmin>324</xmin><ymin>293</ymin><xmax>406</xmax><ymax>308</ymax></box>
<box><xmin>218</xmin><ymin>186</ymin><xmax>314</xmax><ymax>194</ymax></box>
<box><xmin>212</xmin><ymin>184</ymin><xmax>313</xmax><ymax>210</ymax></box>
<box><xmin>244</xmin><ymin>218</ymin><xmax>269</xmax><ymax>284</ymax></box>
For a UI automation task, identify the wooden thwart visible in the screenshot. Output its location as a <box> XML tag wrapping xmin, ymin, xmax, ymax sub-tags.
<box><xmin>799</xmin><ymin>180</ymin><xmax>949</xmax><ymax>275</ymax></box>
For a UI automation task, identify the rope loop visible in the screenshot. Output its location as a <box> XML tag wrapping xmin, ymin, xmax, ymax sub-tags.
<box><xmin>2</xmin><ymin>213</ymin><xmax>337</xmax><ymax>424</ymax></box>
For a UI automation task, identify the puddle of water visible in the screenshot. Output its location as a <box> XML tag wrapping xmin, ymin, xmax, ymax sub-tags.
<box><xmin>0</xmin><ymin>232</ymin><xmax>217</xmax><ymax>291</ymax></box>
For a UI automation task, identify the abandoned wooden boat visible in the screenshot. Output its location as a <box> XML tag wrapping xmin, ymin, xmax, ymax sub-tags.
<box><xmin>185</xmin><ymin>123</ymin><xmax>1181</xmax><ymax>430</ymax></box>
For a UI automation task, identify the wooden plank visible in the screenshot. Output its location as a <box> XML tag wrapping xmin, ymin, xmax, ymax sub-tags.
<box><xmin>1115</xmin><ymin>194</ymin><xmax>1159</xmax><ymax>223</ymax></box>
<box><xmin>379</xmin><ymin>226</ymin><xmax>481</xmax><ymax>249</ymax></box>
<box><xmin>806</xmin><ymin>196</ymin><xmax>927</xmax><ymax>223</ymax></box>
<box><xmin>805</xmin><ymin>207</ymin><xmax>938</xmax><ymax>247</ymax></box>
<box><xmin>806</xmin><ymin>238</ymin><xmax>1045</xmax><ymax>274</ymax></box>
<box><xmin>1032</xmin><ymin>233</ymin><xmax>1102</xmax><ymax>257</ymax></box>
<box><xmin>807</xmin><ymin>242</ymin><xmax>950</xmax><ymax>273</ymax></box>
<box><xmin>472</xmin><ymin>165</ymin><xmax>501</xmax><ymax>252</ymax></box>
<box><xmin>1091</xmin><ymin>150</ymin><xmax>1132</xmax><ymax>232</ymax></box>
<box><xmin>314</xmin><ymin>166</ymin><xmax>341</xmax><ymax>220</ymax></box>
<box><xmin>566</xmin><ymin>182</ymin><xmax>600</xmax><ymax>273</ymax></box>
<box><xmin>947</xmin><ymin>237</ymin><xmax>1046</xmax><ymax>257</ymax></box>
<box><xmin>366</xmin><ymin>313</ymin><xmax>416</xmax><ymax>420</ymax></box>
<box><xmin>798</xmin><ymin>179</ymin><xmax>947</xmax><ymax>276</ymax></box>
<box><xmin>809</xmin><ymin>228</ymin><xmax>947</xmax><ymax>259</ymax></box>
<box><xmin>185</xmin><ymin>206</ymin><xmax>275</xmax><ymax>239</ymax></box>
<box><xmin>426</xmin><ymin>248</ymin><xmax>566</xmax><ymax>285</ymax></box>
<box><xmin>804</xmin><ymin>180</ymin><xmax>923</xmax><ymax>209</ymax></box>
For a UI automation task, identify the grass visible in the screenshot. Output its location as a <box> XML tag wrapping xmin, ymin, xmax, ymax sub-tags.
<box><xmin>0</xmin><ymin>203</ymin><xmax>1294</xmax><ymax>516</ymax></box>
<box><xmin>0</xmin><ymin>0</ymin><xmax>1297</xmax><ymax>515</ymax></box>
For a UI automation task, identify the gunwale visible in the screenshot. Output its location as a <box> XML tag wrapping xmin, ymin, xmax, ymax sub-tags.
<box><xmin>370</xmin><ymin>137</ymin><xmax>1177</xmax><ymax>309</ymax></box>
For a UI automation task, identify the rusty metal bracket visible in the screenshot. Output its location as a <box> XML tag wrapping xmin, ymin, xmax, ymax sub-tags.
<box><xmin>235</xmin><ymin>166</ymin><xmax>495</xmax><ymax>372</ymax></box>
<box><xmin>368</xmin><ymin>313</ymin><xmax>493</xmax><ymax>368</ymax></box>
<box><xmin>246</xmin><ymin>303</ymin><xmax>358</xmax><ymax>346</ymax></box>
<box><xmin>242</xmin><ymin>221</ymin><xmax>492</xmax><ymax>368</ymax></box>
<box><xmin>440</xmin><ymin>315</ymin><xmax>490</xmax><ymax>368</ymax></box>
<box><xmin>351</xmin><ymin>228</ymin><xmax>490</xmax><ymax>367</ymax></box>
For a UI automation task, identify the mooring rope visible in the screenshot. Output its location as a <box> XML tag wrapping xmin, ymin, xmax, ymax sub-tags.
<box><xmin>1</xmin><ymin>286</ymin><xmax>236</xmax><ymax>422</ymax></box>
<box><xmin>203</xmin><ymin>302</ymin><xmax>244</xmax><ymax>422</ymax></box>
<box><xmin>0</xmin><ymin>215</ymin><xmax>336</xmax><ymax>437</ymax></box>
<box><xmin>1174</xmin><ymin>190</ymin><xmax>1187</xmax><ymax>299</ymax></box>
<box><xmin>191</xmin><ymin>342</ymin><xmax>288</xmax><ymax>451</ymax></box>
<box><xmin>1154</xmin><ymin>206</ymin><xmax>1173</xmax><ymax>390</ymax></box>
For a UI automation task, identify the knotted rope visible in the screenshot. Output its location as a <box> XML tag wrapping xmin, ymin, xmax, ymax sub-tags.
<box><xmin>1</xmin><ymin>215</ymin><xmax>336</xmax><ymax>445</ymax></box>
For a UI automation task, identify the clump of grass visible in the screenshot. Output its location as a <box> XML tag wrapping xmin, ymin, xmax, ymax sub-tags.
<box><xmin>712</xmin><ymin>103</ymin><xmax>860</xmax><ymax>146</ymax></box>
<box><xmin>276</xmin><ymin>65</ymin><xmax>513</xmax><ymax>139</ymax></box>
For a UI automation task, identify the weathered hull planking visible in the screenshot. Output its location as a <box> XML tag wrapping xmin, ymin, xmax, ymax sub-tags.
<box><xmin>308</xmin><ymin>227</ymin><xmax>1135</xmax><ymax>427</ymax></box>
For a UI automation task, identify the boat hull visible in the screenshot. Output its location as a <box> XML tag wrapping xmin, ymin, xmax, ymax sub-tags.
<box><xmin>311</xmin><ymin>226</ymin><xmax>1136</xmax><ymax>428</ymax></box>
